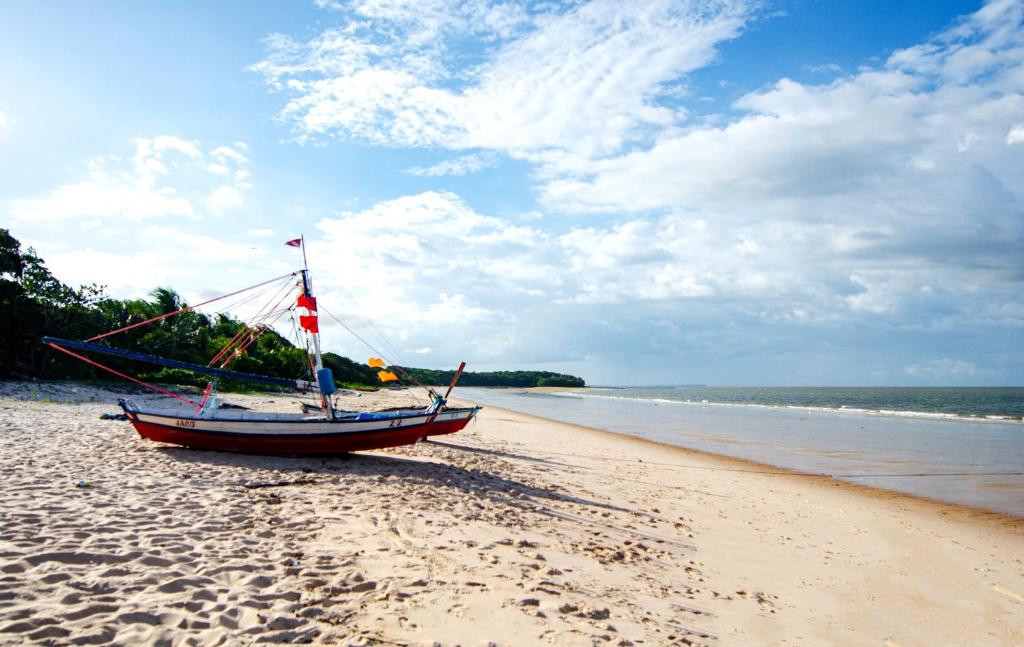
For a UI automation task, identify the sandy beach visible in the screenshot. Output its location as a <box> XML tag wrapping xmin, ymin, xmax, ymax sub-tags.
<box><xmin>1</xmin><ymin>381</ymin><xmax>1022</xmax><ymax>646</ymax></box>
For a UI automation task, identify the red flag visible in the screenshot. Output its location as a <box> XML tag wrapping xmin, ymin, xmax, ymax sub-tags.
<box><xmin>296</xmin><ymin>294</ymin><xmax>317</xmax><ymax>311</ymax></box>
<box><xmin>299</xmin><ymin>315</ymin><xmax>319</xmax><ymax>333</ymax></box>
<box><xmin>285</xmin><ymin>238</ymin><xmax>302</xmax><ymax>248</ymax></box>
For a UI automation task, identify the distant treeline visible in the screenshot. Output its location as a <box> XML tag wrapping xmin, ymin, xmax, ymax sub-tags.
<box><xmin>401</xmin><ymin>368</ymin><xmax>585</xmax><ymax>388</ymax></box>
<box><xmin>0</xmin><ymin>229</ymin><xmax>585</xmax><ymax>390</ymax></box>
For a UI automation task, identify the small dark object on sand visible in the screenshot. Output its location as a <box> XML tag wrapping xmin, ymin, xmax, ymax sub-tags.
<box><xmin>218</xmin><ymin>402</ymin><xmax>249</xmax><ymax>410</ymax></box>
<box><xmin>99</xmin><ymin>412</ymin><xmax>128</xmax><ymax>421</ymax></box>
<box><xmin>243</xmin><ymin>479</ymin><xmax>317</xmax><ymax>489</ymax></box>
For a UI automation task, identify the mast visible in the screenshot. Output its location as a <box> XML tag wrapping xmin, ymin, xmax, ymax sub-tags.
<box><xmin>299</xmin><ymin>234</ymin><xmax>333</xmax><ymax>416</ymax></box>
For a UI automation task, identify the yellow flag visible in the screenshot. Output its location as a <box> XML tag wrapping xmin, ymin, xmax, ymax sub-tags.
<box><xmin>377</xmin><ymin>370</ymin><xmax>399</xmax><ymax>383</ymax></box>
<box><xmin>368</xmin><ymin>357</ymin><xmax>386</xmax><ymax>368</ymax></box>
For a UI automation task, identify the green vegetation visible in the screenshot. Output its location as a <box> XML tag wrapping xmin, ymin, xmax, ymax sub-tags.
<box><xmin>321</xmin><ymin>352</ymin><xmax>379</xmax><ymax>386</ymax></box>
<box><xmin>0</xmin><ymin>229</ymin><xmax>585</xmax><ymax>390</ymax></box>
<box><xmin>400</xmin><ymin>367</ymin><xmax>585</xmax><ymax>388</ymax></box>
<box><xmin>1</xmin><ymin>229</ymin><xmax>309</xmax><ymax>388</ymax></box>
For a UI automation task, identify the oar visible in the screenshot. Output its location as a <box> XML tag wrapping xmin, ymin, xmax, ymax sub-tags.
<box><xmin>422</xmin><ymin>362</ymin><xmax>467</xmax><ymax>441</ymax></box>
<box><xmin>443</xmin><ymin>362</ymin><xmax>467</xmax><ymax>401</ymax></box>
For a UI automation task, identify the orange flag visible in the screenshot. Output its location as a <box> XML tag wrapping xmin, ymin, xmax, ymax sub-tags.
<box><xmin>377</xmin><ymin>370</ymin><xmax>399</xmax><ymax>383</ymax></box>
<box><xmin>368</xmin><ymin>357</ymin><xmax>386</xmax><ymax>368</ymax></box>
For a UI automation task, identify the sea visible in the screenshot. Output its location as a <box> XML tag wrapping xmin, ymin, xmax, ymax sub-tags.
<box><xmin>456</xmin><ymin>386</ymin><xmax>1024</xmax><ymax>517</ymax></box>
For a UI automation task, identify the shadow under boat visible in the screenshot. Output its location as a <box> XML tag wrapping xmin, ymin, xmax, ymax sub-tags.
<box><xmin>155</xmin><ymin>445</ymin><xmax>632</xmax><ymax>515</ymax></box>
<box><xmin>424</xmin><ymin>438</ymin><xmax>577</xmax><ymax>468</ymax></box>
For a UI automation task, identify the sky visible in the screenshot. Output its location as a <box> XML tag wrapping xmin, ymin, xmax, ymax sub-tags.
<box><xmin>1</xmin><ymin>0</ymin><xmax>1022</xmax><ymax>386</ymax></box>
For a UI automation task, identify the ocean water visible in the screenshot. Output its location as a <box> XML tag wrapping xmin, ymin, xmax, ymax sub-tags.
<box><xmin>457</xmin><ymin>386</ymin><xmax>1024</xmax><ymax>517</ymax></box>
<box><xmin>582</xmin><ymin>386</ymin><xmax>1024</xmax><ymax>421</ymax></box>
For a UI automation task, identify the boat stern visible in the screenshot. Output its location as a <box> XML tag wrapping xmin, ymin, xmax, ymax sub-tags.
<box><xmin>423</xmin><ymin>405</ymin><xmax>482</xmax><ymax>437</ymax></box>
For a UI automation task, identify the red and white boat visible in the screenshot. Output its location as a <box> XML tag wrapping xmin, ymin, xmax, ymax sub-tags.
<box><xmin>44</xmin><ymin>236</ymin><xmax>479</xmax><ymax>454</ymax></box>
<box><xmin>117</xmin><ymin>397</ymin><xmax>478</xmax><ymax>455</ymax></box>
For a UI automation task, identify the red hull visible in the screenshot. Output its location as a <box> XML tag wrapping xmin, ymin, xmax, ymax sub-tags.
<box><xmin>423</xmin><ymin>420</ymin><xmax>467</xmax><ymax>437</ymax></box>
<box><xmin>128</xmin><ymin>416</ymin><xmax>473</xmax><ymax>455</ymax></box>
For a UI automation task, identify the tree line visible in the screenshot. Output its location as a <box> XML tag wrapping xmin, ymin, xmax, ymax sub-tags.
<box><xmin>0</xmin><ymin>229</ymin><xmax>585</xmax><ymax>390</ymax></box>
<box><xmin>400</xmin><ymin>367</ymin><xmax>585</xmax><ymax>388</ymax></box>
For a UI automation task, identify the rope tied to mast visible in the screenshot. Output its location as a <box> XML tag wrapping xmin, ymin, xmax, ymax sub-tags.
<box><xmin>88</xmin><ymin>272</ymin><xmax>298</xmax><ymax>342</ymax></box>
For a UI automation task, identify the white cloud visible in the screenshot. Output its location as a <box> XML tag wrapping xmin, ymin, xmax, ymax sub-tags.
<box><xmin>307</xmin><ymin>193</ymin><xmax>797</xmax><ymax>329</ymax></box>
<box><xmin>10</xmin><ymin>136</ymin><xmax>253</xmax><ymax>224</ymax></box>
<box><xmin>300</xmin><ymin>179</ymin><xmax>1023</xmax><ymax>380</ymax></box>
<box><xmin>804</xmin><ymin>62</ymin><xmax>842</xmax><ymax>74</ymax></box>
<box><xmin>1008</xmin><ymin>122</ymin><xmax>1024</xmax><ymax>144</ymax></box>
<box><xmin>15</xmin><ymin>178</ymin><xmax>1018</xmax><ymax>383</ymax></box>
<box><xmin>208</xmin><ymin>185</ymin><xmax>245</xmax><ymax>215</ymax></box>
<box><xmin>12</xmin><ymin>181</ymin><xmax>198</xmax><ymax>223</ymax></box>
<box><xmin>210</xmin><ymin>145</ymin><xmax>249</xmax><ymax>165</ymax></box>
<box><xmin>6</xmin><ymin>136</ymin><xmax>270</xmax><ymax>315</ymax></box>
<box><xmin>249</xmin><ymin>1</ymin><xmax>1022</xmax><ymax>383</ymax></box>
<box><xmin>35</xmin><ymin>226</ymin><xmax>274</xmax><ymax>311</ymax></box>
<box><xmin>532</xmin><ymin>0</ymin><xmax>1024</xmax><ymax>326</ymax></box>
<box><xmin>253</xmin><ymin>0</ymin><xmax>750</xmax><ymax>156</ymax></box>
<box><xmin>132</xmin><ymin>136</ymin><xmax>201</xmax><ymax>176</ymax></box>
<box><xmin>904</xmin><ymin>358</ymin><xmax>977</xmax><ymax>379</ymax></box>
<box><xmin>404</xmin><ymin>151</ymin><xmax>498</xmax><ymax>176</ymax></box>
<box><xmin>207</xmin><ymin>143</ymin><xmax>253</xmax><ymax>187</ymax></box>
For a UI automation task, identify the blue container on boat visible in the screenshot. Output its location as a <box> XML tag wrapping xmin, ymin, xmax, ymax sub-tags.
<box><xmin>317</xmin><ymin>368</ymin><xmax>336</xmax><ymax>395</ymax></box>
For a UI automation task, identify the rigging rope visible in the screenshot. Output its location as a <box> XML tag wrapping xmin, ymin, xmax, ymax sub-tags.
<box><xmin>137</xmin><ymin>276</ymin><xmax>292</xmax><ymax>356</ymax></box>
<box><xmin>88</xmin><ymin>272</ymin><xmax>297</xmax><ymax>342</ymax></box>
<box><xmin>219</xmin><ymin>304</ymin><xmax>293</xmax><ymax>370</ymax></box>
<box><xmin>209</xmin><ymin>279</ymin><xmax>297</xmax><ymax>368</ymax></box>
<box><xmin>319</xmin><ymin>304</ymin><xmax>432</xmax><ymax>402</ymax></box>
<box><xmin>214</xmin><ymin>277</ymin><xmax>292</xmax><ymax>317</ymax></box>
<box><xmin>46</xmin><ymin>342</ymin><xmax>198</xmax><ymax>407</ymax></box>
<box><xmin>327</xmin><ymin>282</ymin><xmax>413</xmax><ymax>372</ymax></box>
<box><xmin>59</xmin><ymin>272</ymin><xmax>303</xmax><ymax>406</ymax></box>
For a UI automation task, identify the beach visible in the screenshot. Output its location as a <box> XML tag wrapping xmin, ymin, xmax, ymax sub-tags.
<box><xmin>1</xmin><ymin>381</ymin><xmax>1022</xmax><ymax>645</ymax></box>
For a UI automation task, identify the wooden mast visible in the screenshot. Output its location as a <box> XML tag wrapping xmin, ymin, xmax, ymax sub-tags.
<box><xmin>300</xmin><ymin>235</ymin><xmax>332</xmax><ymax>416</ymax></box>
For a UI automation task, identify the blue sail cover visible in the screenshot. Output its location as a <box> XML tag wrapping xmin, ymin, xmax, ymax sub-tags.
<box><xmin>42</xmin><ymin>336</ymin><xmax>310</xmax><ymax>390</ymax></box>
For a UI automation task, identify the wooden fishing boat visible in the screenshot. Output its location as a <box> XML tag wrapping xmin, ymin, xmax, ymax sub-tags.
<box><xmin>117</xmin><ymin>398</ymin><xmax>478</xmax><ymax>454</ymax></box>
<box><xmin>43</xmin><ymin>236</ymin><xmax>479</xmax><ymax>454</ymax></box>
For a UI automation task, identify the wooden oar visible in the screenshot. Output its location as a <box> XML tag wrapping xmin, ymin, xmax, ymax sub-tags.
<box><xmin>443</xmin><ymin>362</ymin><xmax>467</xmax><ymax>400</ymax></box>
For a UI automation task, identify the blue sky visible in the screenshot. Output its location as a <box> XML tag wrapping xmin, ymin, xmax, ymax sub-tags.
<box><xmin>2</xmin><ymin>0</ymin><xmax>1022</xmax><ymax>386</ymax></box>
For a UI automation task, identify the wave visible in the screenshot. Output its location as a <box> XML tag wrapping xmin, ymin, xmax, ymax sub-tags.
<box><xmin>541</xmin><ymin>390</ymin><xmax>1024</xmax><ymax>425</ymax></box>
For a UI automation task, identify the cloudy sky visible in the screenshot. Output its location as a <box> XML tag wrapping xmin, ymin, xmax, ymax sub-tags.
<box><xmin>2</xmin><ymin>0</ymin><xmax>1022</xmax><ymax>386</ymax></box>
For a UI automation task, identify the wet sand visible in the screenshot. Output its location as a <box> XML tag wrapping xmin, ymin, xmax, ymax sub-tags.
<box><xmin>0</xmin><ymin>381</ymin><xmax>1022</xmax><ymax>645</ymax></box>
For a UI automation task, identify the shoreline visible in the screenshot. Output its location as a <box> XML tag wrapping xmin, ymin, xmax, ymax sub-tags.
<box><xmin>453</xmin><ymin>397</ymin><xmax>1024</xmax><ymax>528</ymax></box>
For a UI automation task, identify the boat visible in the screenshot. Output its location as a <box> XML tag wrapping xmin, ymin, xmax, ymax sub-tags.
<box><xmin>113</xmin><ymin>397</ymin><xmax>478</xmax><ymax>454</ymax></box>
<box><xmin>42</xmin><ymin>237</ymin><xmax>480</xmax><ymax>454</ymax></box>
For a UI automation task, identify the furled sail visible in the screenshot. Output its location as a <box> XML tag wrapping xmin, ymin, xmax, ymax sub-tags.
<box><xmin>42</xmin><ymin>337</ymin><xmax>314</xmax><ymax>390</ymax></box>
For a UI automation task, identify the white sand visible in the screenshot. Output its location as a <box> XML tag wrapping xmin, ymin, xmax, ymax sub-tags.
<box><xmin>0</xmin><ymin>381</ymin><xmax>1021</xmax><ymax>645</ymax></box>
